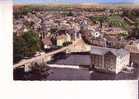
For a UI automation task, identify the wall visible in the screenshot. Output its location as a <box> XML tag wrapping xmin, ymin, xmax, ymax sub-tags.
<box><xmin>91</xmin><ymin>54</ymin><xmax>104</xmax><ymax>69</ymax></box>
<box><xmin>130</xmin><ymin>53</ymin><xmax>139</xmax><ymax>65</ymax></box>
<box><xmin>116</xmin><ymin>54</ymin><xmax>130</xmax><ymax>73</ymax></box>
<box><xmin>104</xmin><ymin>52</ymin><xmax>116</xmax><ymax>73</ymax></box>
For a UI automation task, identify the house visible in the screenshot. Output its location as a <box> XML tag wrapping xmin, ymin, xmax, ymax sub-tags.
<box><xmin>125</xmin><ymin>40</ymin><xmax>139</xmax><ymax>65</ymax></box>
<box><xmin>56</xmin><ymin>33</ymin><xmax>71</xmax><ymax>47</ymax></box>
<box><xmin>42</xmin><ymin>36</ymin><xmax>52</xmax><ymax>49</ymax></box>
<box><xmin>56</xmin><ymin>34</ymin><xmax>66</xmax><ymax>46</ymax></box>
<box><xmin>102</xmin><ymin>27</ymin><xmax>128</xmax><ymax>37</ymax></box>
<box><xmin>90</xmin><ymin>46</ymin><xmax>130</xmax><ymax>73</ymax></box>
<box><xmin>125</xmin><ymin>40</ymin><xmax>139</xmax><ymax>53</ymax></box>
<box><xmin>92</xmin><ymin>38</ymin><xmax>107</xmax><ymax>47</ymax></box>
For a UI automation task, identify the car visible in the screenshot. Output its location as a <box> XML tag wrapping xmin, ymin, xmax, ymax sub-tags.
<box><xmin>122</xmin><ymin>66</ymin><xmax>135</xmax><ymax>73</ymax></box>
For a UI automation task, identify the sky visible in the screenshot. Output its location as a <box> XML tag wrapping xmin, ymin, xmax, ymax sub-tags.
<box><xmin>14</xmin><ymin>0</ymin><xmax>139</xmax><ymax>4</ymax></box>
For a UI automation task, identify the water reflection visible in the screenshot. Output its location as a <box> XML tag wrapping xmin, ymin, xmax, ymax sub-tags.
<box><xmin>13</xmin><ymin>53</ymin><xmax>139</xmax><ymax>80</ymax></box>
<box><xmin>13</xmin><ymin>65</ymin><xmax>139</xmax><ymax>80</ymax></box>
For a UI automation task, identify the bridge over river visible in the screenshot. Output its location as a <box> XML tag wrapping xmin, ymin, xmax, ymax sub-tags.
<box><xmin>13</xmin><ymin>39</ymin><xmax>91</xmax><ymax>69</ymax></box>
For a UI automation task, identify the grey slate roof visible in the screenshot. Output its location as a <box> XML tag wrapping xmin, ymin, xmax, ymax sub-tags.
<box><xmin>91</xmin><ymin>46</ymin><xmax>129</xmax><ymax>58</ymax></box>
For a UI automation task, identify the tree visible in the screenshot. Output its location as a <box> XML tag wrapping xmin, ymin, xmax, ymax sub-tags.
<box><xmin>13</xmin><ymin>31</ymin><xmax>42</xmax><ymax>63</ymax></box>
<box><xmin>25</xmin><ymin>63</ymin><xmax>50</xmax><ymax>80</ymax></box>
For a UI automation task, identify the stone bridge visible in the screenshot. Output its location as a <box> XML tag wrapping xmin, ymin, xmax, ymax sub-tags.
<box><xmin>13</xmin><ymin>39</ymin><xmax>91</xmax><ymax>70</ymax></box>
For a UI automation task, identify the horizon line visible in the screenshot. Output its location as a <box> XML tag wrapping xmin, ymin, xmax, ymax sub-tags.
<box><xmin>14</xmin><ymin>2</ymin><xmax>139</xmax><ymax>5</ymax></box>
<box><xmin>14</xmin><ymin>0</ymin><xmax>139</xmax><ymax>5</ymax></box>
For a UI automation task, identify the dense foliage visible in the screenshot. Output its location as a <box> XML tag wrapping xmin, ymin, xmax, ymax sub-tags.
<box><xmin>13</xmin><ymin>31</ymin><xmax>42</xmax><ymax>63</ymax></box>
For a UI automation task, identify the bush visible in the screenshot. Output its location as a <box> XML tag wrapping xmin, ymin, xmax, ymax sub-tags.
<box><xmin>119</xmin><ymin>32</ymin><xmax>128</xmax><ymax>38</ymax></box>
<box><xmin>63</xmin><ymin>42</ymin><xmax>72</xmax><ymax>46</ymax></box>
<box><xmin>23</xmin><ymin>63</ymin><xmax>50</xmax><ymax>80</ymax></box>
<box><xmin>31</xmin><ymin>63</ymin><xmax>50</xmax><ymax>75</ymax></box>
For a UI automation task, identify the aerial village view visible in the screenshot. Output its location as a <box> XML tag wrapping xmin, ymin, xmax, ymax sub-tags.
<box><xmin>13</xmin><ymin>0</ymin><xmax>139</xmax><ymax>80</ymax></box>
